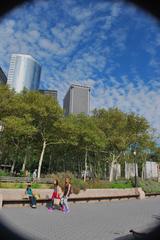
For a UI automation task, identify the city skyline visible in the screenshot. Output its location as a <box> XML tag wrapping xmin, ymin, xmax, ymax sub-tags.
<box><xmin>0</xmin><ymin>1</ymin><xmax>159</xmax><ymax>136</ymax></box>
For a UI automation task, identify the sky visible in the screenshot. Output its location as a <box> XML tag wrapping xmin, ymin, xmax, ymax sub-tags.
<box><xmin>0</xmin><ymin>0</ymin><xmax>160</xmax><ymax>138</ymax></box>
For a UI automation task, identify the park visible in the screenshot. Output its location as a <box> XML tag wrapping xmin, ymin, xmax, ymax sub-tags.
<box><xmin>1</xmin><ymin>84</ymin><xmax>160</xmax><ymax>240</ymax></box>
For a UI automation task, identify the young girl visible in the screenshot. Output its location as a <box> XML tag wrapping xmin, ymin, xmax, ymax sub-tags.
<box><xmin>25</xmin><ymin>183</ymin><xmax>37</xmax><ymax>208</ymax></box>
<box><xmin>62</xmin><ymin>177</ymin><xmax>72</xmax><ymax>214</ymax></box>
<box><xmin>49</xmin><ymin>179</ymin><xmax>63</xmax><ymax>211</ymax></box>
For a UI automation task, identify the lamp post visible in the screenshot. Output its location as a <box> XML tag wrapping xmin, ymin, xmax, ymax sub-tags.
<box><xmin>133</xmin><ymin>150</ymin><xmax>137</xmax><ymax>187</ymax></box>
<box><xmin>130</xmin><ymin>142</ymin><xmax>138</xmax><ymax>187</ymax></box>
<box><xmin>0</xmin><ymin>121</ymin><xmax>4</xmax><ymax>160</ymax></box>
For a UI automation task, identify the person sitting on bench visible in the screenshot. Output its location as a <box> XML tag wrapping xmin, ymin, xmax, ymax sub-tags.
<box><xmin>25</xmin><ymin>183</ymin><xmax>37</xmax><ymax>208</ymax></box>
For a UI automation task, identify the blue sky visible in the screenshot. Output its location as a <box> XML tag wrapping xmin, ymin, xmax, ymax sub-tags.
<box><xmin>0</xmin><ymin>0</ymin><xmax>160</xmax><ymax>137</ymax></box>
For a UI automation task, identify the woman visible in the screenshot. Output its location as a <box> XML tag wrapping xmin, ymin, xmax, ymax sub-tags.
<box><xmin>62</xmin><ymin>177</ymin><xmax>72</xmax><ymax>214</ymax></box>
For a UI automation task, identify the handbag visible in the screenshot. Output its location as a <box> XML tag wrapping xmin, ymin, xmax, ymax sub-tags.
<box><xmin>54</xmin><ymin>198</ymin><xmax>60</xmax><ymax>206</ymax></box>
<box><xmin>60</xmin><ymin>197</ymin><xmax>64</xmax><ymax>205</ymax></box>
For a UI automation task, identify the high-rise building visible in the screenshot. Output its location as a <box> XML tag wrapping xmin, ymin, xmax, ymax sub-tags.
<box><xmin>63</xmin><ymin>84</ymin><xmax>90</xmax><ymax>116</ymax></box>
<box><xmin>39</xmin><ymin>89</ymin><xmax>58</xmax><ymax>101</ymax></box>
<box><xmin>7</xmin><ymin>54</ymin><xmax>41</xmax><ymax>92</ymax></box>
<box><xmin>0</xmin><ymin>67</ymin><xmax>7</xmax><ymax>84</ymax></box>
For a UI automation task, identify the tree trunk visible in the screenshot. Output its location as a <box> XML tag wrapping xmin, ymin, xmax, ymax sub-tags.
<box><xmin>84</xmin><ymin>148</ymin><xmax>88</xmax><ymax>182</ymax></box>
<box><xmin>37</xmin><ymin>140</ymin><xmax>47</xmax><ymax>179</ymax></box>
<box><xmin>141</xmin><ymin>163</ymin><xmax>144</xmax><ymax>180</ymax></box>
<box><xmin>109</xmin><ymin>153</ymin><xmax>121</xmax><ymax>182</ymax></box>
<box><xmin>109</xmin><ymin>154</ymin><xmax>116</xmax><ymax>182</ymax></box>
<box><xmin>109</xmin><ymin>160</ymin><xmax>114</xmax><ymax>182</ymax></box>
<box><xmin>10</xmin><ymin>160</ymin><xmax>16</xmax><ymax>174</ymax></box>
<box><xmin>22</xmin><ymin>153</ymin><xmax>27</xmax><ymax>172</ymax></box>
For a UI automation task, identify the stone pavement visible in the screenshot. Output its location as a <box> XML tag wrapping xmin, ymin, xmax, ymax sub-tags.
<box><xmin>1</xmin><ymin>197</ymin><xmax>160</xmax><ymax>240</ymax></box>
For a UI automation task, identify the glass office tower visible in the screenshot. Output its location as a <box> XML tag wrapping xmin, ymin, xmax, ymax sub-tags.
<box><xmin>7</xmin><ymin>54</ymin><xmax>41</xmax><ymax>92</ymax></box>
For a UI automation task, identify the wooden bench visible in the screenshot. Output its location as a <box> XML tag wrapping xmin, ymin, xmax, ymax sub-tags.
<box><xmin>2</xmin><ymin>198</ymin><xmax>51</xmax><ymax>207</ymax></box>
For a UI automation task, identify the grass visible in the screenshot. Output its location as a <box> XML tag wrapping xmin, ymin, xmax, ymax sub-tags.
<box><xmin>0</xmin><ymin>179</ymin><xmax>133</xmax><ymax>191</ymax></box>
<box><xmin>0</xmin><ymin>182</ymin><xmax>51</xmax><ymax>189</ymax></box>
<box><xmin>86</xmin><ymin>180</ymin><xmax>133</xmax><ymax>189</ymax></box>
<box><xmin>0</xmin><ymin>170</ymin><xmax>10</xmax><ymax>177</ymax></box>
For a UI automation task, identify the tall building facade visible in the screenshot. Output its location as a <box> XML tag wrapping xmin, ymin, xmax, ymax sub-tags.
<box><xmin>63</xmin><ymin>84</ymin><xmax>90</xmax><ymax>116</ymax></box>
<box><xmin>0</xmin><ymin>67</ymin><xmax>7</xmax><ymax>84</ymax></box>
<box><xmin>39</xmin><ymin>89</ymin><xmax>58</xmax><ymax>101</ymax></box>
<box><xmin>7</xmin><ymin>54</ymin><xmax>41</xmax><ymax>92</ymax></box>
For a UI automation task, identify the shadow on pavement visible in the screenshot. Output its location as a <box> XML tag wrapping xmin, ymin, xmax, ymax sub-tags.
<box><xmin>0</xmin><ymin>218</ymin><xmax>32</xmax><ymax>240</ymax></box>
<box><xmin>114</xmin><ymin>224</ymin><xmax>160</xmax><ymax>240</ymax></box>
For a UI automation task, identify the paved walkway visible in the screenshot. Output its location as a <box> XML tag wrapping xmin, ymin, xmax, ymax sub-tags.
<box><xmin>1</xmin><ymin>197</ymin><xmax>160</xmax><ymax>240</ymax></box>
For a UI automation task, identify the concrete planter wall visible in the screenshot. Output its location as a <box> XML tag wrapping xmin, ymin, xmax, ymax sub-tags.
<box><xmin>0</xmin><ymin>188</ymin><xmax>145</xmax><ymax>206</ymax></box>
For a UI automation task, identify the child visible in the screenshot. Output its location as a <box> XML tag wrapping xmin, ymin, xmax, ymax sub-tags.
<box><xmin>25</xmin><ymin>183</ymin><xmax>37</xmax><ymax>208</ymax></box>
<box><xmin>49</xmin><ymin>179</ymin><xmax>63</xmax><ymax>212</ymax></box>
<box><xmin>62</xmin><ymin>177</ymin><xmax>72</xmax><ymax>214</ymax></box>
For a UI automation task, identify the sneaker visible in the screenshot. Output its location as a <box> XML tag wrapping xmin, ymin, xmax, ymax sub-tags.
<box><xmin>60</xmin><ymin>206</ymin><xmax>64</xmax><ymax>212</ymax></box>
<box><xmin>48</xmin><ymin>208</ymin><xmax>53</xmax><ymax>212</ymax></box>
<box><xmin>64</xmin><ymin>209</ymin><xmax>70</xmax><ymax>214</ymax></box>
<box><xmin>32</xmin><ymin>205</ymin><xmax>36</xmax><ymax>208</ymax></box>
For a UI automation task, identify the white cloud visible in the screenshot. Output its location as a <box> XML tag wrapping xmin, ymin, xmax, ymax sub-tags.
<box><xmin>111</xmin><ymin>2</ymin><xmax>122</xmax><ymax>17</ymax></box>
<box><xmin>91</xmin><ymin>76</ymin><xmax>160</xmax><ymax>134</ymax></box>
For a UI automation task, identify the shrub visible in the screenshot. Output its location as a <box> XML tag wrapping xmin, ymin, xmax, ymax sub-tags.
<box><xmin>31</xmin><ymin>183</ymin><xmax>41</xmax><ymax>189</ymax></box>
<box><xmin>16</xmin><ymin>183</ymin><xmax>24</xmax><ymax>189</ymax></box>
<box><xmin>0</xmin><ymin>170</ymin><xmax>10</xmax><ymax>176</ymax></box>
<box><xmin>139</xmin><ymin>180</ymin><xmax>160</xmax><ymax>193</ymax></box>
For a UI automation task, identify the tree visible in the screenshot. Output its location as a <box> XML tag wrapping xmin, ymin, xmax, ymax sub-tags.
<box><xmin>2</xmin><ymin>115</ymin><xmax>37</xmax><ymax>173</ymax></box>
<box><xmin>21</xmin><ymin>91</ymin><xmax>63</xmax><ymax>178</ymax></box>
<box><xmin>93</xmin><ymin>108</ymin><xmax>154</xmax><ymax>181</ymax></box>
<box><xmin>69</xmin><ymin>114</ymin><xmax>106</xmax><ymax>181</ymax></box>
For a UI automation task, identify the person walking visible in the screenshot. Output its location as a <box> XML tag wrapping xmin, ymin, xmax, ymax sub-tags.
<box><xmin>32</xmin><ymin>169</ymin><xmax>37</xmax><ymax>182</ymax></box>
<box><xmin>62</xmin><ymin>177</ymin><xmax>72</xmax><ymax>214</ymax></box>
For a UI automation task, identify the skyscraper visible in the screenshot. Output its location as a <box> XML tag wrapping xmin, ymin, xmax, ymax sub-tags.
<box><xmin>63</xmin><ymin>84</ymin><xmax>90</xmax><ymax>116</ymax></box>
<box><xmin>7</xmin><ymin>54</ymin><xmax>41</xmax><ymax>92</ymax></box>
<box><xmin>0</xmin><ymin>67</ymin><xmax>7</xmax><ymax>84</ymax></box>
<box><xmin>39</xmin><ymin>89</ymin><xmax>58</xmax><ymax>101</ymax></box>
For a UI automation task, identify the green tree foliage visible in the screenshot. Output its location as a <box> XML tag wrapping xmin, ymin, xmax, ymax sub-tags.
<box><xmin>21</xmin><ymin>91</ymin><xmax>63</xmax><ymax>178</ymax></box>
<box><xmin>93</xmin><ymin>108</ymin><xmax>156</xmax><ymax>181</ymax></box>
<box><xmin>0</xmin><ymin>86</ymin><xmax>159</xmax><ymax>180</ymax></box>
